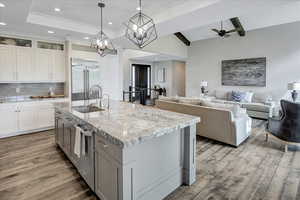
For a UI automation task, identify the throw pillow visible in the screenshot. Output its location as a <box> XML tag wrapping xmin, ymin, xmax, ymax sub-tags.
<box><xmin>215</xmin><ymin>90</ymin><xmax>229</xmax><ymax>100</ymax></box>
<box><xmin>231</xmin><ymin>91</ymin><xmax>247</xmax><ymax>102</ymax></box>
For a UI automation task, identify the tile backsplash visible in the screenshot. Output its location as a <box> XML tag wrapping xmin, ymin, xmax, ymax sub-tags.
<box><xmin>0</xmin><ymin>83</ymin><xmax>65</xmax><ymax>97</ymax></box>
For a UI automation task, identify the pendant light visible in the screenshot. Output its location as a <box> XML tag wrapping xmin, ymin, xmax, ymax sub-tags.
<box><xmin>124</xmin><ymin>0</ymin><xmax>157</xmax><ymax>49</ymax></box>
<box><xmin>91</xmin><ymin>1</ymin><xmax>117</xmax><ymax>57</ymax></box>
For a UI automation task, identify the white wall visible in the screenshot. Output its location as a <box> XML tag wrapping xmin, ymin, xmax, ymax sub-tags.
<box><xmin>115</xmin><ymin>34</ymin><xmax>188</xmax><ymax>59</ymax></box>
<box><xmin>153</xmin><ymin>61</ymin><xmax>186</xmax><ymax>97</ymax></box>
<box><xmin>172</xmin><ymin>61</ymin><xmax>186</xmax><ymax>96</ymax></box>
<box><xmin>144</xmin><ymin>35</ymin><xmax>188</xmax><ymax>59</ymax></box>
<box><xmin>186</xmin><ymin>21</ymin><xmax>300</xmax><ymax>101</ymax></box>
<box><xmin>120</xmin><ymin>49</ymin><xmax>154</xmax><ymax>91</ymax></box>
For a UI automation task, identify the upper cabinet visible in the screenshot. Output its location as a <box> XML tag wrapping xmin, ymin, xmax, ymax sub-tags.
<box><xmin>35</xmin><ymin>49</ymin><xmax>54</xmax><ymax>81</ymax></box>
<box><xmin>0</xmin><ymin>37</ymin><xmax>66</xmax><ymax>83</ymax></box>
<box><xmin>53</xmin><ymin>50</ymin><xmax>66</xmax><ymax>82</ymax></box>
<box><xmin>35</xmin><ymin>49</ymin><xmax>66</xmax><ymax>82</ymax></box>
<box><xmin>0</xmin><ymin>45</ymin><xmax>17</xmax><ymax>81</ymax></box>
<box><xmin>16</xmin><ymin>47</ymin><xmax>35</xmax><ymax>81</ymax></box>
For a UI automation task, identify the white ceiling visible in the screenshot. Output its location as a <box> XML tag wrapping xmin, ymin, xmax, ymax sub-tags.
<box><xmin>183</xmin><ymin>1</ymin><xmax>300</xmax><ymax>41</ymax></box>
<box><xmin>0</xmin><ymin>0</ymin><xmax>300</xmax><ymax>44</ymax></box>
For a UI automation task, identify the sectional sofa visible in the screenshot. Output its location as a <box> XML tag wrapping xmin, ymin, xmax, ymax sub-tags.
<box><xmin>156</xmin><ymin>97</ymin><xmax>252</xmax><ymax>147</ymax></box>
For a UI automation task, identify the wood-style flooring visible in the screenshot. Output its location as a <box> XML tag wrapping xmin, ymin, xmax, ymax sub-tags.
<box><xmin>1</xmin><ymin>120</ymin><xmax>300</xmax><ymax>200</ymax></box>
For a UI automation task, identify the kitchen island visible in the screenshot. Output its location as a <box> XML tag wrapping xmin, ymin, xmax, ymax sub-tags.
<box><xmin>54</xmin><ymin>100</ymin><xmax>200</xmax><ymax>200</ymax></box>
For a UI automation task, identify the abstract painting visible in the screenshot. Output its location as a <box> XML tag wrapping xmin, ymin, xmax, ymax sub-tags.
<box><xmin>222</xmin><ymin>57</ymin><xmax>266</xmax><ymax>87</ymax></box>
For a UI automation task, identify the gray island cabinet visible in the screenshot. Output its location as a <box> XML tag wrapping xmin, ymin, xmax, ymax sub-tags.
<box><xmin>54</xmin><ymin>100</ymin><xmax>200</xmax><ymax>200</ymax></box>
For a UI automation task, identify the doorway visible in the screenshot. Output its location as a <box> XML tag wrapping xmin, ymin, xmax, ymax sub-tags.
<box><xmin>132</xmin><ymin>64</ymin><xmax>151</xmax><ymax>99</ymax></box>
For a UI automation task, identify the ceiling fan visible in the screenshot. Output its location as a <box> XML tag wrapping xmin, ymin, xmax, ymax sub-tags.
<box><xmin>211</xmin><ymin>21</ymin><xmax>237</xmax><ymax>38</ymax></box>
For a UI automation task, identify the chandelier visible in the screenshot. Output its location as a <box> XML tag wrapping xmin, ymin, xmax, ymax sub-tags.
<box><xmin>91</xmin><ymin>1</ymin><xmax>117</xmax><ymax>57</ymax></box>
<box><xmin>124</xmin><ymin>0</ymin><xmax>157</xmax><ymax>49</ymax></box>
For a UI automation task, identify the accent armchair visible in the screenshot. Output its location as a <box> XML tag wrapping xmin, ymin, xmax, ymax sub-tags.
<box><xmin>266</xmin><ymin>100</ymin><xmax>300</xmax><ymax>152</ymax></box>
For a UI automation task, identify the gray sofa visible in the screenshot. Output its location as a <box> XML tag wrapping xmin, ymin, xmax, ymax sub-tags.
<box><xmin>156</xmin><ymin>98</ymin><xmax>252</xmax><ymax>147</ymax></box>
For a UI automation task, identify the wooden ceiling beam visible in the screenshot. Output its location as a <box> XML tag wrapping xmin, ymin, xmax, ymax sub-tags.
<box><xmin>174</xmin><ymin>32</ymin><xmax>191</xmax><ymax>46</ymax></box>
<box><xmin>230</xmin><ymin>17</ymin><xmax>246</xmax><ymax>37</ymax></box>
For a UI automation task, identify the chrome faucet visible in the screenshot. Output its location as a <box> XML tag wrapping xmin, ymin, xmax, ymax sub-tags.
<box><xmin>102</xmin><ymin>93</ymin><xmax>110</xmax><ymax>110</ymax></box>
<box><xmin>89</xmin><ymin>84</ymin><xmax>103</xmax><ymax>108</ymax></box>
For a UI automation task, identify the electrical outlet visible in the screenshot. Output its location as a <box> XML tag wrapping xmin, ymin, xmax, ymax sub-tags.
<box><xmin>16</xmin><ymin>87</ymin><xmax>20</xmax><ymax>94</ymax></box>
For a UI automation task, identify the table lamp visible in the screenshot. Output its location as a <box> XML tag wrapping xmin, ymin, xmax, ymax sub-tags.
<box><xmin>288</xmin><ymin>82</ymin><xmax>300</xmax><ymax>102</ymax></box>
<box><xmin>200</xmin><ymin>81</ymin><xmax>208</xmax><ymax>94</ymax></box>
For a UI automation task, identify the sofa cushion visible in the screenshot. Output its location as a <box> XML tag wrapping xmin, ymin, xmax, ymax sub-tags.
<box><xmin>252</xmin><ymin>92</ymin><xmax>269</xmax><ymax>103</ymax></box>
<box><xmin>178</xmin><ymin>98</ymin><xmax>201</xmax><ymax>105</ymax></box>
<box><xmin>212</xmin><ymin>99</ymin><xmax>242</xmax><ymax>106</ymax></box>
<box><xmin>215</xmin><ymin>90</ymin><xmax>230</xmax><ymax>100</ymax></box>
<box><xmin>244</xmin><ymin>92</ymin><xmax>254</xmax><ymax>103</ymax></box>
<box><xmin>159</xmin><ymin>96</ymin><xmax>179</xmax><ymax>102</ymax></box>
<box><xmin>201</xmin><ymin>100</ymin><xmax>246</xmax><ymax>118</ymax></box>
<box><xmin>242</xmin><ymin>103</ymin><xmax>270</xmax><ymax>112</ymax></box>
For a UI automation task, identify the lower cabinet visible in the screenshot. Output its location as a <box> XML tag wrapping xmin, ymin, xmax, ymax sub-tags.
<box><xmin>19</xmin><ymin>106</ymin><xmax>39</xmax><ymax>131</ymax></box>
<box><xmin>0</xmin><ymin>107</ymin><xmax>19</xmax><ymax>137</ymax></box>
<box><xmin>95</xmin><ymin>137</ymin><xmax>119</xmax><ymax>200</ymax></box>
<box><xmin>38</xmin><ymin>108</ymin><xmax>55</xmax><ymax>129</ymax></box>
<box><xmin>55</xmin><ymin>115</ymin><xmax>95</xmax><ymax>190</ymax></box>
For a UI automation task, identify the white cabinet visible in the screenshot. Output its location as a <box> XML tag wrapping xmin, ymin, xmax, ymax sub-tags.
<box><xmin>38</xmin><ymin>107</ymin><xmax>55</xmax><ymax>128</ymax></box>
<box><xmin>16</xmin><ymin>47</ymin><xmax>35</xmax><ymax>81</ymax></box>
<box><xmin>0</xmin><ymin>100</ymin><xmax>62</xmax><ymax>138</ymax></box>
<box><xmin>0</xmin><ymin>45</ymin><xmax>17</xmax><ymax>81</ymax></box>
<box><xmin>18</xmin><ymin>106</ymin><xmax>39</xmax><ymax>131</ymax></box>
<box><xmin>35</xmin><ymin>49</ymin><xmax>53</xmax><ymax>81</ymax></box>
<box><xmin>53</xmin><ymin>51</ymin><xmax>66</xmax><ymax>82</ymax></box>
<box><xmin>35</xmin><ymin>49</ymin><xmax>65</xmax><ymax>82</ymax></box>
<box><xmin>0</xmin><ymin>106</ymin><xmax>18</xmax><ymax>137</ymax></box>
<box><xmin>0</xmin><ymin>44</ymin><xmax>65</xmax><ymax>82</ymax></box>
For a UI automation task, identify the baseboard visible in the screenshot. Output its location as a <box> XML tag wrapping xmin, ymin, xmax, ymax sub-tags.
<box><xmin>0</xmin><ymin>127</ymin><xmax>54</xmax><ymax>139</ymax></box>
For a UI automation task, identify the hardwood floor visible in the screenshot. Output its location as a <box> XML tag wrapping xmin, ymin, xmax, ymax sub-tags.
<box><xmin>0</xmin><ymin>120</ymin><xmax>300</xmax><ymax>200</ymax></box>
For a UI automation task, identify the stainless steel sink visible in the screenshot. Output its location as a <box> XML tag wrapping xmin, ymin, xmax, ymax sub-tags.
<box><xmin>73</xmin><ymin>105</ymin><xmax>105</xmax><ymax>113</ymax></box>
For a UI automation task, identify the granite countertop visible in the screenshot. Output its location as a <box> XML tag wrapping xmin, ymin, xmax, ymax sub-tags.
<box><xmin>54</xmin><ymin>100</ymin><xmax>200</xmax><ymax>148</ymax></box>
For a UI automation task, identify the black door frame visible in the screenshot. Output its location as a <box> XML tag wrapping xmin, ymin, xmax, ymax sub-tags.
<box><xmin>131</xmin><ymin>64</ymin><xmax>151</xmax><ymax>98</ymax></box>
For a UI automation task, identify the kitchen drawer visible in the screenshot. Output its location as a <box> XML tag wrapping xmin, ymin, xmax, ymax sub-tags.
<box><xmin>95</xmin><ymin>133</ymin><xmax>122</xmax><ymax>163</ymax></box>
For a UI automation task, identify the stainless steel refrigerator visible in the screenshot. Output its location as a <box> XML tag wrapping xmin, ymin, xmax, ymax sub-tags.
<box><xmin>71</xmin><ymin>58</ymin><xmax>101</xmax><ymax>101</ymax></box>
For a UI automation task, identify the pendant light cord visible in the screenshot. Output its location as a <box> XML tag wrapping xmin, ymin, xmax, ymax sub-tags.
<box><xmin>101</xmin><ymin>2</ymin><xmax>103</xmax><ymax>34</ymax></box>
<box><xmin>139</xmin><ymin>0</ymin><xmax>142</xmax><ymax>14</ymax></box>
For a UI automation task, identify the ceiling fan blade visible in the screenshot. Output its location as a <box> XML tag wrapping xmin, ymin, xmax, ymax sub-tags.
<box><xmin>226</xmin><ymin>29</ymin><xmax>237</xmax><ymax>33</ymax></box>
<box><xmin>211</xmin><ymin>29</ymin><xmax>220</xmax><ymax>33</ymax></box>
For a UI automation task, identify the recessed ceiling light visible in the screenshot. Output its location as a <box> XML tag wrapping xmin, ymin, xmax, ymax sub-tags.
<box><xmin>84</xmin><ymin>37</ymin><xmax>89</xmax><ymax>40</ymax></box>
<box><xmin>136</xmin><ymin>7</ymin><xmax>141</xmax><ymax>11</ymax></box>
<box><xmin>108</xmin><ymin>22</ymin><xmax>113</xmax><ymax>25</ymax></box>
<box><xmin>0</xmin><ymin>3</ymin><xmax>5</xmax><ymax>8</ymax></box>
<box><xmin>54</xmin><ymin>8</ymin><xmax>61</xmax><ymax>12</ymax></box>
<box><xmin>48</xmin><ymin>30</ymin><xmax>55</xmax><ymax>34</ymax></box>
<box><xmin>0</xmin><ymin>22</ymin><xmax>6</xmax><ymax>26</ymax></box>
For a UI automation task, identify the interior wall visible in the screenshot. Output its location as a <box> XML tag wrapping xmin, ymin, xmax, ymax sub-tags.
<box><xmin>153</xmin><ymin>61</ymin><xmax>186</xmax><ymax>97</ymax></box>
<box><xmin>121</xmin><ymin>49</ymin><xmax>154</xmax><ymax>91</ymax></box>
<box><xmin>172</xmin><ymin>61</ymin><xmax>186</xmax><ymax>96</ymax></box>
<box><xmin>186</xmin><ymin>21</ymin><xmax>300</xmax><ymax>101</ymax></box>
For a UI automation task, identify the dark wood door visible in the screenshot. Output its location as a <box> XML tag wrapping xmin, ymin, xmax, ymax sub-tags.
<box><xmin>132</xmin><ymin>64</ymin><xmax>151</xmax><ymax>99</ymax></box>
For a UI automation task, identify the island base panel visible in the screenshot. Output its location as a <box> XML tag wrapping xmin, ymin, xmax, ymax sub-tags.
<box><xmin>114</xmin><ymin>126</ymin><xmax>197</xmax><ymax>200</ymax></box>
